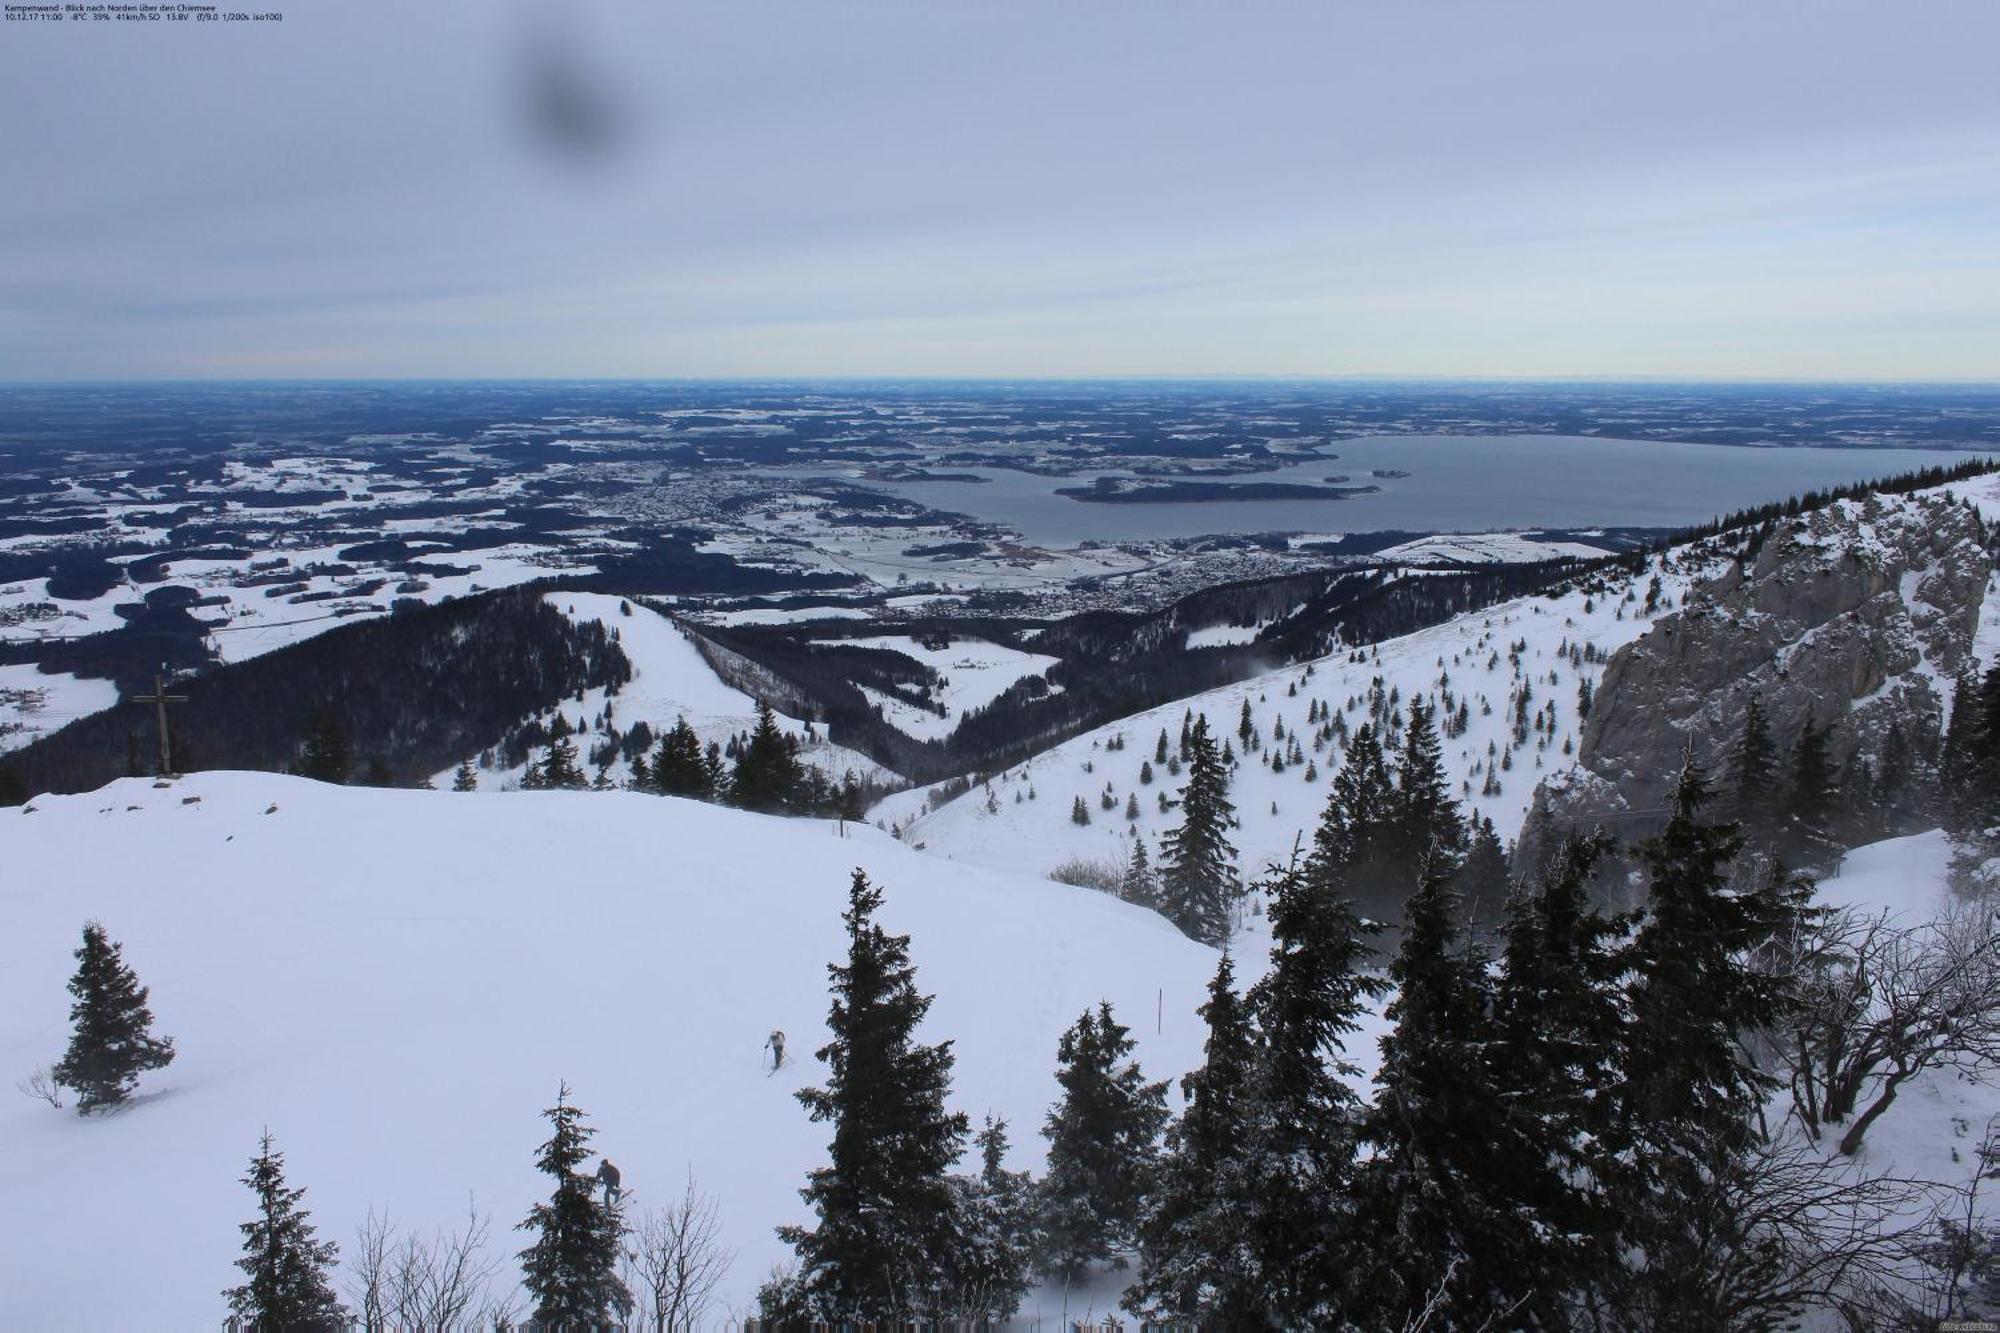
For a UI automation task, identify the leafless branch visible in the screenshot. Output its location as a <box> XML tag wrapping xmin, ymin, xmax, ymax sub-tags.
<box><xmin>1778</xmin><ymin>900</ymin><xmax>2000</xmax><ymax>1155</ymax></box>
<box><xmin>16</xmin><ymin>1065</ymin><xmax>63</xmax><ymax>1110</ymax></box>
<box><xmin>624</xmin><ymin>1172</ymin><xmax>734</xmax><ymax>1332</ymax></box>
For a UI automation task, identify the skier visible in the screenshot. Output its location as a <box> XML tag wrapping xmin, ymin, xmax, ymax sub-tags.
<box><xmin>765</xmin><ymin>1028</ymin><xmax>786</xmax><ymax>1072</ymax></box>
<box><xmin>596</xmin><ymin>1157</ymin><xmax>622</xmax><ymax>1206</ymax></box>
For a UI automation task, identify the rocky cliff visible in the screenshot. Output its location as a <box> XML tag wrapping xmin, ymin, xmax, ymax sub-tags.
<box><xmin>1524</xmin><ymin>487</ymin><xmax>1996</xmax><ymax>876</ymax></box>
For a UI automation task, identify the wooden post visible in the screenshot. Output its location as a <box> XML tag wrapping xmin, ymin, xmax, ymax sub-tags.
<box><xmin>130</xmin><ymin>671</ymin><xmax>188</xmax><ymax>777</ymax></box>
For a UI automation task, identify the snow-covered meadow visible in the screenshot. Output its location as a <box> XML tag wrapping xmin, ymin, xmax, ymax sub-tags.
<box><xmin>0</xmin><ymin>773</ymin><xmax>1218</xmax><ymax>1328</ymax></box>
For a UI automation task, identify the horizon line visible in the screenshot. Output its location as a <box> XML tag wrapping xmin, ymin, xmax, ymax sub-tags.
<box><xmin>4</xmin><ymin>373</ymin><xmax>2000</xmax><ymax>389</ymax></box>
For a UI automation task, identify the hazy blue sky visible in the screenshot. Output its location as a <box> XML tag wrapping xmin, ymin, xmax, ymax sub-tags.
<box><xmin>3</xmin><ymin>1</ymin><xmax>1996</xmax><ymax>380</ymax></box>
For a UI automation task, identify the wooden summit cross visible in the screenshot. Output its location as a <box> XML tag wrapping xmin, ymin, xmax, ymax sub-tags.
<box><xmin>131</xmin><ymin>671</ymin><xmax>187</xmax><ymax>777</ymax></box>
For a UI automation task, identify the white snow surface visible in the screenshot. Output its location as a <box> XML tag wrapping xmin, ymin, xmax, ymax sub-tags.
<box><xmin>446</xmin><ymin>595</ymin><xmax>890</xmax><ymax>789</ymax></box>
<box><xmin>900</xmin><ymin>558</ymin><xmax>1692</xmax><ymax>898</ymax></box>
<box><xmin>827</xmin><ymin>634</ymin><xmax>1059</xmax><ymax>742</ymax></box>
<box><xmin>0</xmin><ymin>772</ymin><xmax>1216</xmax><ymax>1328</ymax></box>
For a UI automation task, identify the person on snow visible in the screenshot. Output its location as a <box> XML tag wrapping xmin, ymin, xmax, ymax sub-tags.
<box><xmin>596</xmin><ymin>1157</ymin><xmax>622</xmax><ymax>1206</ymax></box>
<box><xmin>765</xmin><ymin>1029</ymin><xmax>786</xmax><ymax>1071</ymax></box>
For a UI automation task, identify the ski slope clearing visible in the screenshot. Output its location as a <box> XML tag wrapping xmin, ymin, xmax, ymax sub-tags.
<box><xmin>0</xmin><ymin>773</ymin><xmax>1216</xmax><ymax>1328</ymax></box>
<box><xmin>897</xmin><ymin>554</ymin><xmax>1700</xmax><ymax>891</ymax></box>
<box><xmin>822</xmin><ymin>634</ymin><xmax>1060</xmax><ymax>743</ymax></box>
<box><xmin>447</xmin><ymin>594</ymin><xmax>890</xmax><ymax>789</ymax></box>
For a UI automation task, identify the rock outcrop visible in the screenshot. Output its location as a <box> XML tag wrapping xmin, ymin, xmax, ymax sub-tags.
<box><xmin>1523</xmin><ymin>488</ymin><xmax>1994</xmax><ymax>879</ymax></box>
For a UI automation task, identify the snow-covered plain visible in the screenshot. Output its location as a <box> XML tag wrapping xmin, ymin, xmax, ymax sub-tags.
<box><xmin>0</xmin><ymin>773</ymin><xmax>1217</xmax><ymax>1329</ymax></box>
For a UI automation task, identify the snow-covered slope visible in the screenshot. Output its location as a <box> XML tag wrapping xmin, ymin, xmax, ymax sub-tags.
<box><xmin>441</xmin><ymin>593</ymin><xmax>891</xmax><ymax>789</ymax></box>
<box><xmin>894</xmin><ymin>553</ymin><xmax>1702</xmax><ymax>887</ymax></box>
<box><xmin>0</xmin><ymin>773</ymin><xmax>1215</xmax><ymax>1328</ymax></box>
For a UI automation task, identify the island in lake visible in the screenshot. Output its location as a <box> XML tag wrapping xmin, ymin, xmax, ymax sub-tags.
<box><xmin>1054</xmin><ymin>477</ymin><xmax>1383</xmax><ymax>504</ymax></box>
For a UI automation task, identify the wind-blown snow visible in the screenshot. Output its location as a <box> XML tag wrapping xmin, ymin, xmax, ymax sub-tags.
<box><xmin>0</xmin><ymin>773</ymin><xmax>1215</xmax><ymax>1328</ymax></box>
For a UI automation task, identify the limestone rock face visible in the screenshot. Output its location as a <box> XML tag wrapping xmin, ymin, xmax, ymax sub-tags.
<box><xmin>1522</xmin><ymin>490</ymin><xmax>1992</xmax><ymax>873</ymax></box>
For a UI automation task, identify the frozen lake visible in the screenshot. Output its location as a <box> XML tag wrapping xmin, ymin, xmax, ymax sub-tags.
<box><xmin>847</xmin><ymin>435</ymin><xmax>1995</xmax><ymax>545</ymax></box>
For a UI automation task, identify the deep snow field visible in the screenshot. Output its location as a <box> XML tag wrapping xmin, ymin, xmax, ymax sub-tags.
<box><xmin>4</xmin><ymin>773</ymin><xmax>1993</xmax><ymax>1328</ymax></box>
<box><xmin>0</xmin><ymin>772</ymin><xmax>1220</xmax><ymax>1329</ymax></box>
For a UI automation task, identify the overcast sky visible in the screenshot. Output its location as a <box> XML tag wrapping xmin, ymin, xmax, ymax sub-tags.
<box><xmin>3</xmin><ymin>0</ymin><xmax>1997</xmax><ymax>380</ymax></box>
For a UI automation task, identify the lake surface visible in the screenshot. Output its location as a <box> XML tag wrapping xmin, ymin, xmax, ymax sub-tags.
<box><xmin>850</xmin><ymin>436</ymin><xmax>1994</xmax><ymax>545</ymax></box>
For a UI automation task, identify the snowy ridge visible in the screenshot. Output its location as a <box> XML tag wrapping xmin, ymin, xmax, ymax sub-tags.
<box><xmin>893</xmin><ymin>552</ymin><xmax>1703</xmax><ymax>891</ymax></box>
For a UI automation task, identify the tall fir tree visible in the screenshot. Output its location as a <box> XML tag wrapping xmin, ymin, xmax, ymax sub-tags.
<box><xmin>651</xmin><ymin>715</ymin><xmax>713</xmax><ymax>799</ymax></box>
<box><xmin>1614</xmin><ymin>756</ymin><xmax>1808</xmax><ymax>1325</ymax></box>
<box><xmin>1390</xmin><ymin>698</ymin><xmax>1465</xmax><ymax>872</ymax></box>
<box><xmin>1126</xmin><ymin>952</ymin><xmax>1262</xmax><ymax>1328</ymax></box>
<box><xmin>1726</xmin><ymin>692</ymin><xmax>1780</xmax><ymax>844</ymax></box>
<box><xmin>1780</xmin><ymin>710</ymin><xmax>1839</xmax><ymax>868</ymax></box>
<box><xmin>450</xmin><ymin>757</ymin><xmax>478</xmax><ymax>792</ymax></box>
<box><xmin>516</xmin><ymin>1084</ymin><xmax>632</xmax><ymax>1325</ymax></box>
<box><xmin>939</xmin><ymin>1116</ymin><xmax>1037</xmax><ymax>1324</ymax></box>
<box><xmin>777</xmin><ymin>870</ymin><xmax>969</xmax><ymax>1320</ymax></box>
<box><xmin>1237</xmin><ymin>856</ymin><xmax>1386</xmax><ymax>1325</ymax></box>
<box><xmin>223</xmin><ymin>1131</ymin><xmax>346</xmax><ymax>1331</ymax></box>
<box><xmin>731</xmin><ymin>701</ymin><xmax>804</xmax><ymax>814</ymax></box>
<box><xmin>524</xmin><ymin>734</ymin><xmax>587</xmax><ymax>790</ymax></box>
<box><xmin>1941</xmin><ymin>673</ymin><xmax>1984</xmax><ymax>834</ymax></box>
<box><xmin>1120</xmin><ymin>837</ymin><xmax>1156</xmax><ymax>908</ymax></box>
<box><xmin>1453</xmin><ymin>812</ymin><xmax>1511</xmax><ymax>933</ymax></box>
<box><xmin>1310</xmin><ymin>720</ymin><xmax>1401</xmax><ymax>921</ymax></box>
<box><xmin>1037</xmin><ymin>1002</ymin><xmax>1169</xmax><ymax>1279</ymax></box>
<box><xmin>1355</xmin><ymin>869</ymin><xmax>1539</xmax><ymax>1326</ymax></box>
<box><xmin>296</xmin><ymin>709</ymin><xmax>351</xmax><ymax>785</ymax></box>
<box><xmin>1491</xmin><ymin>835</ymin><xmax>1633</xmax><ymax>1322</ymax></box>
<box><xmin>1155</xmin><ymin>717</ymin><xmax>1240</xmax><ymax>946</ymax></box>
<box><xmin>52</xmin><ymin>921</ymin><xmax>175</xmax><ymax>1113</ymax></box>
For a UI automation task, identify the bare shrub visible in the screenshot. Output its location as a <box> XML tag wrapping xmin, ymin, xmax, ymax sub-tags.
<box><xmin>1048</xmin><ymin>855</ymin><xmax>1124</xmax><ymax>896</ymax></box>
<box><xmin>16</xmin><ymin>1065</ymin><xmax>63</xmax><ymax>1110</ymax></box>
<box><xmin>625</xmin><ymin>1173</ymin><xmax>734</xmax><ymax>1332</ymax></box>
<box><xmin>1781</xmin><ymin>901</ymin><xmax>2000</xmax><ymax>1155</ymax></box>
<box><xmin>347</xmin><ymin>1198</ymin><xmax>502</xmax><ymax>1332</ymax></box>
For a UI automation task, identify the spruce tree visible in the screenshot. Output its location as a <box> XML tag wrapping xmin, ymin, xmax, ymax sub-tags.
<box><xmin>451</xmin><ymin>758</ymin><xmax>478</xmax><ymax>792</ymax></box>
<box><xmin>1453</xmin><ymin>813</ymin><xmax>1510</xmax><ymax>933</ymax></box>
<box><xmin>1037</xmin><ymin>1002</ymin><xmax>1169</xmax><ymax>1279</ymax></box>
<box><xmin>1943</xmin><ymin>673</ymin><xmax>1986</xmax><ymax>833</ymax></box>
<box><xmin>1120</xmin><ymin>838</ymin><xmax>1156</xmax><ymax>908</ymax></box>
<box><xmin>1390</xmin><ymin>699</ymin><xmax>1465</xmax><ymax>871</ymax></box>
<box><xmin>1237</xmin><ymin>857</ymin><xmax>1385</xmax><ymax>1324</ymax></box>
<box><xmin>525</xmin><ymin>734</ymin><xmax>587</xmax><ymax>790</ymax></box>
<box><xmin>1155</xmin><ymin>717</ymin><xmax>1240</xmax><ymax>946</ymax></box>
<box><xmin>516</xmin><ymin>1084</ymin><xmax>632</xmax><ymax>1325</ymax></box>
<box><xmin>1780</xmin><ymin>711</ymin><xmax>1838</xmax><ymax>867</ymax></box>
<box><xmin>1126</xmin><ymin>952</ymin><xmax>1261</xmax><ymax>1328</ymax></box>
<box><xmin>223</xmin><ymin>1131</ymin><xmax>346</xmax><ymax>1331</ymax></box>
<box><xmin>296</xmin><ymin>709</ymin><xmax>351</xmax><ymax>785</ymax></box>
<box><xmin>1310</xmin><ymin>720</ymin><xmax>1401</xmax><ymax>921</ymax></box>
<box><xmin>1615</xmin><ymin>757</ymin><xmax>1807</xmax><ymax>1324</ymax></box>
<box><xmin>1491</xmin><ymin>835</ymin><xmax>1632</xmax><ymax>1319</ymax></box>
<box><xmin>731</xmin><ymin>701</ymin><xmax>803</xmax><ymax>813</ymax></box>
<box><xmin>52</xmin><ymin>921</ymin><xmax>175</xmax><ymax>1113</ymax></box>
<box><xmin>779</xmin><ymin>870</ymin><xmax>969</xmax><ymax>1319</ymax></box>
<box><xmin>941</xmin><ymin>1117</ymin><xmax>1037</xmax><ymax>1323</ymax></box>
<box><xmin>1726</xmin><ymin>692</ymin><xmax>1779</xmax><ymax>843</ymax></box>
<box><xmin>651</xmin><ymin>715</ymin><xmax>712</xmax><ymax>799</ymax></box>
<box><xmin>1355</xmin><ymin>869</ymin><xmax>1536</xmax><ymax>1326</ymax></box>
